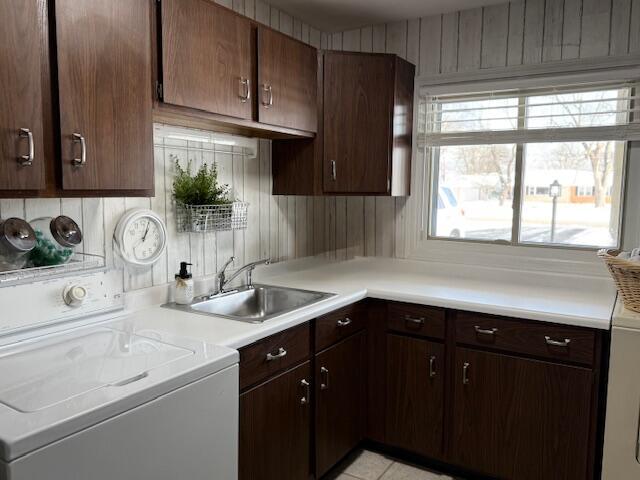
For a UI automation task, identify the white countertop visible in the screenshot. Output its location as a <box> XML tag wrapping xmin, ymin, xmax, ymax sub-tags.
<box><xmin>122</xmin><ymin>257</ymin><xmax>617</xmax><ymax>350</ymax></box>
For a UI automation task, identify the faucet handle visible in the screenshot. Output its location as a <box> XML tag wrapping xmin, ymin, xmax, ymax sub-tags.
<box><xmin>218</xmin><ymin>256</ymin><xmax>236</xmax><ymax>275</ymax></box>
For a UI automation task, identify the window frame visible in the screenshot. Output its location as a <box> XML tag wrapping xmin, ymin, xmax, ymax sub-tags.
<box><xmin>406</xmin><ymin>61</ymin><xmax>640</xmax><ymax>275</ymax></box>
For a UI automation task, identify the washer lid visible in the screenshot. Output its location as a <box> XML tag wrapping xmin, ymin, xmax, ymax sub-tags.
<box><xmin>0</xmin><ymin>328</ymin><xmax>193</xmax><ymax>413</ymax></box>
<box><xmin>0</xmin><ymin>320</ymin><xmax>238</xmax><ymax>462</ymax></box>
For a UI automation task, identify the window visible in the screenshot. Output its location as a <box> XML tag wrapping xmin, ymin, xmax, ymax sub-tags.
<box><xmin>421</xmin><ymin>83</ymin><xmax>637</xmax><ymax>249</ymax></box>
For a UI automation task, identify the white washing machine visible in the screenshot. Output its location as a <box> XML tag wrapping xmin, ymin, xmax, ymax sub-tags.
<box><xmin>0</xmin><ymin>270</ymin><xmax>239</xmax><ymax>480</ymax></box>
<box><xmin>601</xmin><ymin>302</ymin><xmax>640</xmax><ymax>479</ymax></box>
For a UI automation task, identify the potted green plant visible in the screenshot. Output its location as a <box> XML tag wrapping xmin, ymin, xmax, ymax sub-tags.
<box><xmin>172</xmin><ymin>159</ymin><xmax>234</xmax><ymax>232</ymax></box>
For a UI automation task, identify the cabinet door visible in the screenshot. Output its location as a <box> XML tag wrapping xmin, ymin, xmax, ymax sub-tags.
<box><xmin>386</xmin><ymin>334</ymin><xmax>444</xmax><ymax>459</ymax></box>
<box><xmin>451</xmin><ymin>348</ymin><xmax>593</xmax><ymax>480</ymax></box>
<box><xmin>258</xmin><ymin>27</ymin><xmax>317</xmax><ymax>133</ymax></box>
<box><xmin>161</xmin><ymin>0</ymin><xmax>253</xmax><ymax>121</ymax></box>
<box><xmin>239</xmin><ymin>361</ymin><xmax>311</xmax><ymax>480</ymax></box>
<box><xmin>315</xmin><ymin>332</ymin><xmax>366</xmax><ymax>478</ymax></box>
<box><xmin>0</xmin><ymin>0</ymin><xmax>45</xmax><ymax>190</ymax></box>
<box><xmin>323</xmin><ymin>53</ymin><xmax>393</xmax><ymax>194</ymax></box>
<box><xmin>56</xmin><ymin>0</ymin><xmax>153</xmax><ymax>191</ymax></box>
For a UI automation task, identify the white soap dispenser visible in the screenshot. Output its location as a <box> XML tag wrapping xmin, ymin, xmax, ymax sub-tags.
<box><xmin>174</xmin><ymin>261</ymin><xmax>194</xmax><ymax>305</ymax></box>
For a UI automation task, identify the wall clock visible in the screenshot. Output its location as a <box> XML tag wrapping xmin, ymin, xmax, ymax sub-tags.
<box><xmin>113</xmin><ymin>208</ymin><xmax>167</xmax><ymax>267</ymax></box>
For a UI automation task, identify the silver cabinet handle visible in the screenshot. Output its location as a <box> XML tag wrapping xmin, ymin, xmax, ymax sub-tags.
<box><xmin>405</xmin><ymin>315</ymin><xmax>425</xmax><ymax>325</ymax></box>
<box><xmin>474</xmin><ymin>325</ymin><xmax>498</xmax><ymax>336</ymax></box>
<box><xmin>72</xmin><ymin>133</ymin><xmax>86</xmax><ymax>167</ymax></box>
<box><xmin>429</xmin><ymin>355</ymin><xmax>437</xmax><ymax>378</ymax></box>
<box><xmin>337</xmin><ymin>317</ymin><xmax>352</xmax><ymax>327</ymax></box>
<box><xmin>261</xmin><ymin>84</ymin><xmax>273</xmax><ymax>107</ymax></box>
<box><xmin>266</xmin><ymin>347</ymin><xmax>287</xmax><ymax>361</ymax></box>
<box><xmin>320</xmin><ymin>366</ymin><xmax>329</xmax><ymax>390</ymax></box>
<box><xmin>239</xmin><ymin>77</ymin><xmax>250</xmax><ymax>102</ymax></box>
<box><xmin>300</xmin><ymin>378</ymin><xmax>310</xmax><ymax>405</ymax></box>
<box><xmin>18</xmin><ymin>128</ymin><xmax>34</xmax><ymax>166</ymax></box>
<box><xmin>545</xmin><ymin>336</ymin><xmax>571</xmax><ymax>347</ymax></box>
<box><xmin>330</xmin><ymin>160</ymin><xmax>337</xmax><ymax>180</ymax></box>
<box><xmin>462</xmin><ymin>362</ymin><xmax>470</xmax><ymax>385</ymax></box>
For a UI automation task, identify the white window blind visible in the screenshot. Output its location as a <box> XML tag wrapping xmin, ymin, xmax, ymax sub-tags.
<box><xmin>419</xmin><ymin>82</ymin><xmax>640</xmax><ymax>147</ymax></box>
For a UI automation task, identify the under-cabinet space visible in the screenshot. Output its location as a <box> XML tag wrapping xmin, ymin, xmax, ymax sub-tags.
<box><xmin>55</xmin><ymin>0</ymin><xmax>154</xmax><ymax>191</ymax></box>
<box><xmin>385</xmin><ymin>334</ymin><xmax>444</xmax><ymax>460</ymax></box>
<box><xmin>315</xmin><ymin>331</ymin><xmax>367</xmax><ymax>478</ymax></box>
<box><xmin>239</xmin><ymin>361</ymin><xmax>312</xmax><ymax>480</ymax></box>
<box><xmin>0</xmin><ymin>0</ymin><xmax>46</xmax><ymax>192</ymax></box>
<box><xmin>451</xmin><ymin>347</ymin><xmax>594</xmax><ymax>480</ymax></box>
<box><xmin>272</xmin><ymin>51</ymin><xmax>414</xmax><ymax>196</ymax></box>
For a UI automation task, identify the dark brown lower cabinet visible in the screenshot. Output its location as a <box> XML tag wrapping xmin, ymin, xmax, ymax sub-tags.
<box><xmin>239</xmin><ymin>361</ymin><xmax>312</xmax><ymax>480</ymax></box>
<box><xmin>315</xmin><ymin>332</ymin><xmax>366</xmax><ymax>478</ymax></box>
<box><xmin>451</xmin><ymin>347</ymin><xmax>593</xmax><ymax>480</ymax></box>
<box><xmin>385</xmin><ymin>334</ymin><xmax>444</xmax><ymax>459</ymax></box>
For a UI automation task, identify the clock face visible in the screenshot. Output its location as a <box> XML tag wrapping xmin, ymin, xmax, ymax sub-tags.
<box><xmin>115</xmin><ymin>209</ymin><xmax>167</xmax><ymax>267</ymax></box>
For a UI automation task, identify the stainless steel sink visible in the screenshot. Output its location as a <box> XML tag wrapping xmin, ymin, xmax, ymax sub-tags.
<box><xmin>164</xmin><ymin>284</ymin><xmax>335</xmax><ymax>323</ymax></box>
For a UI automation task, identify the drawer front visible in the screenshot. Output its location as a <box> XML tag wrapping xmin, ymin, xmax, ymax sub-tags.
<box><xmin>455</xmin><ymin>312</ymin><xmax>596</xmax><ymax>366</ymax></box>
<box><xmin>387</xmin><ymin>303</ymin><xmax>446</xmax><ymax>340</ymax></box>
<box><xmin>315</xmin><ymin>303</ymin><xmax>366</xmax><ymax>352</ymax></box>
<box><xmin>240</xmin><ymin>323</ymin><xmax>311</xmax><ymax>390</ymax></box>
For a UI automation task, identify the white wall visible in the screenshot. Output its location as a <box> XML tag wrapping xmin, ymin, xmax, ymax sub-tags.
<box><xmin>329</xmin><ymin>0</ymin><xmax>640</xmax><ymax>260</ymax></box>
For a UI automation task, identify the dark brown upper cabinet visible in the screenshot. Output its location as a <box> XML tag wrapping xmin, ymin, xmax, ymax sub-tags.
<box><xmin>160</xmin><ymin>0</ymin><xmax>254</xmax><ymax>121</ymax></box>
<box><xmin>154</xmin><ymin>0</ymin><xmax>317</xmax><ymax>140</ymax></box>
<box><xmin>55</xmin><ymin>0</ymin><xmax>154</xmax><ymax>191</ymax></box>
<box><xmin>0</xmin><ymin>0</ymin><xmax>46</xmax><ymax>191</ymax></box>
<box><xmin>272</xmin><ymin>51</ymin><xmax>414</xmax><ymax>196</ymax></box>
<box><xmin>257</xmin><ymin>27</ymin><xmax>317</xmax><ymax>133</ymax></box>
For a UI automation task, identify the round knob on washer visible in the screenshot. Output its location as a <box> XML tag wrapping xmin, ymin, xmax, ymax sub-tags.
<box><xmin>64</xmin><ymin>285</ymin><xmax>88</xmax><ymax>306</ymax></box>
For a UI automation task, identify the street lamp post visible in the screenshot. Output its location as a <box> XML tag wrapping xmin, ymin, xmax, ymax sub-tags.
<box><xmin>549</xmin><ymin>179</ymin><xmax>562</xmax><ymax>243</ymax></box>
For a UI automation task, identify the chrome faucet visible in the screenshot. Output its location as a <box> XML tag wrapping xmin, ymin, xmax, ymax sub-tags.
<box><xmin>214</xmin><ymin>257</ymin><xmax>271</xmax><ymax>295</ymax></box>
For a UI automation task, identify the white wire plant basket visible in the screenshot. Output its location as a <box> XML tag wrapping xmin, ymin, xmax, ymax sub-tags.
<box><xmin>176</xmin><ymin>202</ymin><xmax>249</xmax><ymax>233</ymax></box>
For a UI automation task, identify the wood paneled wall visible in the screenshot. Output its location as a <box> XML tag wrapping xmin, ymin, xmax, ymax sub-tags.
<box><xmin>1</xmin><ymin>0</ymin><xmax>637</xmax><ymax>293</ymax></box>
<box><xmin>328</xmin><ymin>0</ymin><xmax>640</xmax><ymax>262</ymax></box>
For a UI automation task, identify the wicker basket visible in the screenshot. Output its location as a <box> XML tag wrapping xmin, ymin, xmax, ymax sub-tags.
<box><xmin>176</xmin><ymin>202</ymin><xmax>248</xmax><ymax>233</ymax></box>
<box><xmin>598</xmin><ymin>248</ymin><xmax>640</xmax><ymax>313</ymax></box>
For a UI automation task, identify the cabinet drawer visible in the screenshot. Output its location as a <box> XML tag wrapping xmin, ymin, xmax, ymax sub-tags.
<box><xmin>239</xmin><ymin>323</ymin><xmax>311</xmax><ymax>390</ymax></box>
<box><xmin>387</xmin><ymin>303</ymin><xmax>445</xmax><ymax>340</ymax></box>
<box><xmin>315</xmin><ymin>303</ymin><xmax>366</xmax><ymax>352</ymax></box>
<box><xmin>455</xmin><ymin>313</ymin><xmax>596</xmax><ymax>366</ymax></box>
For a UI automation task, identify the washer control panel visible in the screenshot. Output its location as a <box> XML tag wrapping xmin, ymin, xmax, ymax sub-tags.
<box><xmin>0</xmin><ymin>270</ymin><xmax>124</xmax><ymax>336</ymax></box>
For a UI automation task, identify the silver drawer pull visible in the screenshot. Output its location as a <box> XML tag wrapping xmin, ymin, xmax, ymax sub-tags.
<box><xmin>18</xmin><ymin>128</ymin><xmax>34</xmax><ymax>166</ymax></box>
<box><xmin>462</xmin><ymin>362</ymin><xmax>470</xmax><ymax>385</ymax></box>
<box><xmin>266</xmin><ymin>347</ymin><xmax>287</xmax><ymax>361</ymax></box>
<box><xmin>300</xmin><ymin>378</ymin><xmax>310</xmax><ymax>405</ymax></box>
<box><xmin>474</xmin><ymin>325</ymin><xmax>498</xmax><ymax>336</ymax></box>
<box><xmin>330</xmin><ymin>160</ymin><xmax>337</xmax><ymax>180</ymax></box>
<box><xmin>429</xmin><ymin>355</ymin><xmax>437</xmax><ymax>378</ymax></box>
<box><xmin>337</xmin><ymin>317</ymin><xmax>352</xmax><ymax>327</ymax></box>
<box><xmin>320</xmin><ymin>366</ymin><xmax>329</xmax><ymax>390</ymax></box>
<box><xmin>72</xmin><ymin>133</ymin><xmax>86</xmax><ymax>166</ymax></box>
<box><xmin>545</xmin><ymin>336</ymin><xmax>571</xmax><ymax>347</ymax></box>
<box><xmin>404</xmin><ymin>315</ymin><xmax>425</xmax><ymax>325</ymax></box>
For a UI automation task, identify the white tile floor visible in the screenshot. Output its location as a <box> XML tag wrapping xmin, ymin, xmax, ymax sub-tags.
<box><xmin>326</xmin><ymin>449</ymin><xmax>463</xmax><ymax>480</ymax></box>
